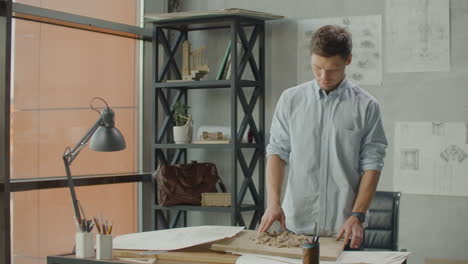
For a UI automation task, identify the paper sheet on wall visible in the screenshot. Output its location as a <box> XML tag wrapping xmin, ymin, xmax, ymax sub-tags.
<box><xmin>113</xmin><ymin>225</ymin><xmax>244</xmax><ymax>251</ymax></box>
<box><xmin>385</xmin><ymin>0</ymin><xmax>450</xmax><ymax>72</ymax></box>
<box><xmin>394</xmin><ymin>122</ymin><xmax>468</xmax><ymax>196</ymax></box>
<box><xmin>297</xmin><ymin>15</ymin><xmax>382</xmax><ymax>86</ymax></box>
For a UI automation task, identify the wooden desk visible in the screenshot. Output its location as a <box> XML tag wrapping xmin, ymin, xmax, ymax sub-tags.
<box><xmin>48</xmin><ymin>244</ymin><xmax>239</xmax><ymax>264</ymax></box>
<box><xmin>47</xmin><ymin>255</ymin><xmax>221</xmax><ymax>264</ymax></box>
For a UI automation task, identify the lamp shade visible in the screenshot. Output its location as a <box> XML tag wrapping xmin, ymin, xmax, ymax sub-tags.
<box><xmin>89</xmin><ymin>126</ymin><xmax>126</xmax><ymax>151</ymax></box>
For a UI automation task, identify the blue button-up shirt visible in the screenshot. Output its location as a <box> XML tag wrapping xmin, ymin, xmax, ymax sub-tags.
<box><xmin>266</xmin><ymin>78</ymin><xmax>388</xmax><ymax>236</ymax></box>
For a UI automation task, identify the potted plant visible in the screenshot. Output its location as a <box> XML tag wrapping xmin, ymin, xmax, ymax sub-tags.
<box><xmin>173</xmin><ymin>101</ymin><xmax>192</xmax><ymax>144</ymax></box>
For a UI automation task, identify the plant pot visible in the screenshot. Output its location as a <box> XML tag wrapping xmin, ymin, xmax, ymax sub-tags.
<box><xmin>173</xmin><ymin>125</ymin><xmax>193</xmax><ymax>144</ymax></box>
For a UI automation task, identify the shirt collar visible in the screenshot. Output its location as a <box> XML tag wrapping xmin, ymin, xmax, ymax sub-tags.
<box><xmin>312</xmin><ymin>76</ymin><xmax>349</xmax><ymax>99</ymax></box>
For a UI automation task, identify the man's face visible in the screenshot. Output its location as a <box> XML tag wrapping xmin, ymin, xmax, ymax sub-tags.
<box><xmin>311</xmin><ymin>54</ymin><xmax>351</xmax><ymax>91</ymax></box>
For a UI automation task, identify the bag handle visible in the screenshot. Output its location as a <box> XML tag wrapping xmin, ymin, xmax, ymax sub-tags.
<box><xmin>217</xmin><ymin>176</ymin><xmax>227</xmax><ymax>193</ymax></box>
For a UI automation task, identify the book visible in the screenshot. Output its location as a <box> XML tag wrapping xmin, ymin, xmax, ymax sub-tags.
<box><xmin>216</xmin><ymin>41</ymin><xmax>231</xmax><ymax>80</ymax></box>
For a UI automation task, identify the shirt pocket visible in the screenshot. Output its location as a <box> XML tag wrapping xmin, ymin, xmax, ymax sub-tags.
<box><xmin>334</xmin><ymin>127</ymin><xmax>362</xmax><ymax>174</ymax></box>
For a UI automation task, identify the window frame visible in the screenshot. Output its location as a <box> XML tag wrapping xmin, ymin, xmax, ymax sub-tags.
<box><xmin>0</xmin><ymin>2</ymin><xmax>154</xmax><ymax>264</ymax></box>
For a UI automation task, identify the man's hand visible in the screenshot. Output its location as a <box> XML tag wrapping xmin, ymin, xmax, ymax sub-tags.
<box><xmin>258</xmin><ymin>204</ymin><xmax>286</xmax><ymax>233</ymax></box>
<box><xmin>336</xmin><ymin>216</ymin><xmax>364</xmax><ymax>249</ymax></box>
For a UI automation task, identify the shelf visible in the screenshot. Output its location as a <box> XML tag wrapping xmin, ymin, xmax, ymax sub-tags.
<box><xmin>154</xmin><ymin>80</ymin><xmax>259</xmax><ymax>89</ymax></box>
<box><xmin>154</xmin><ymin>204</ymin><xmax>260</xmax><ymax>212</ymax></box>
<box><xmin>154</xmin><ymin>143</ymin><xmax>262</xmax><ymax>149</ymax></box>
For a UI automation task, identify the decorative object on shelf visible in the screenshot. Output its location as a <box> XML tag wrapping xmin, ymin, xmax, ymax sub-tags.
<box><xmin>248</xmin><ymin>128</ymin><xmax>255</xmax><ymax>143</ymax></box>
<box><xmin>203</xmin><ymin>131</ymin><xmax>226</xmax><ymax>140</ymax></box>
<box><xmin>195</xmin><ymin>125</ymin><xmax>254</xmax><ymax>143</ymax></box>
<box><xmin>154</xmin><ymin>161</ymin><xmax>227</xmax><ymax>206</ymax></box>
<box><xmin>201</xmin><ymin>192</ymin><xmax>231</xmax><ymax>207</ymax></box>
<box><xmin>62</xmin><ymin>97</ymin><xmax>126</xmax><ymax>257</ymax></box>
<box><xmin>173</xmin><ymin>101</ymin><xmax>193</xmax><ymax>144</ymax></box>
<box><xmin>182</xmin><ymin>40</ymin><xmax>210</xmax><ymax>81</ymax></box>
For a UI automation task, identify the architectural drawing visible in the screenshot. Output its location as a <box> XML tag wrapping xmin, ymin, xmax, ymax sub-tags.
<box><xmin>394</xmin><ymin>122</ymin><xmax>468</xmax><ymax>197</ymax></box>
<box><xmin>386</xmin><ymin>0</ymin><xmax>450</xmax><ymax>72</ymax></box>
<box><xmin>465</xmin><ymin>123</ymin><xmax>468</xmax><ymax>144</ymax></box>
<box><xmin>401</xmin><ymin>149</ymin><xmax>419</xmax><ymax>170</ymax></box>
<box><xmin>297</xmin><ymin>15</ymin><xmax>382</xmax><ymax>86</ymax></box>
<box><xmin>440</xmin><ymin>145</ymin><xmax>467</xmax><ymax>163</ymax></box>
<box><xmin>432</xmin><ymin>122</ymin><xmax>445</xmax><ymax>136</ymax></box>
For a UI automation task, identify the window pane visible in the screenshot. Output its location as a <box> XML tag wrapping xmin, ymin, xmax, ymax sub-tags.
<box><xmin>13</xmin><ymin>0</ymin><xmax>138</xmax><ymax>26</ymax></box>
<box><xmin>11</xmin><ymin>183</ymin><xmax>137</xmax><ymax>264</ymax></box>
<box><xmin>11</xmin><ymin>20</ymin><xmax>139</xmax><ymax>179</ymax></box>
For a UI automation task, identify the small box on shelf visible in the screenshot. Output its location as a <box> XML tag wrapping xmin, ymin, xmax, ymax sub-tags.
<box><xmin>201</xmin><ymin>193</ymin><xmax>231</xmax><ymax>207</ymax></box>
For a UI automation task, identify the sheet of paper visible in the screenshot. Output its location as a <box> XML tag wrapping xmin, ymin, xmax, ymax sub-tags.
<box><xmin>113</xmin><ymin>225</ymin><xmax>244</xmax><ymax>251</ymax></box>
<box><xmin>394</xmin><ymin>122</ymin><xmax>468</xmax><ymax>196</ymax></box>
<box><xmin>235</xmin><ymin>251</ymin><xmax>410</xmax><ymax>264</ymax></box>
<box><xmin>235</xmin><ymin>252</ymin><xmax>335</xmax><ymax>264</ymax></box>
<box><xmin>297</xmin><ymin>15</ymin><xmax>382</xmax><ymax>86</ymax></box>
<box><xmin>386</xmin><ymin>0</ymin><xmax>450</xmax><ymax>72</ymax></box>
<box><xmin>338</xmin><ymin>251</ymin><xmax>411</xmax><ymax>264</ymax></box>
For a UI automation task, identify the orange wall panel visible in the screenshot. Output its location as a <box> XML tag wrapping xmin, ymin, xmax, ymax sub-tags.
<box><xmin>11</xmin><ymin>192</ymin><xmax>40</xmax><ymax>261</ymax></box>
<box><xmin>10</xmin><ymin>110</ymin><xmax>39</xmax><ymax>179</ymax></box>
<box><xmin>41</xmin><ymin>0</ymin><xmax>137</xmax><ymax>26</ymax></box>
<box><xmin>39</xmin><ymin>24</ymin><xmax>136</xmax><ymax>109</ymax></box>
<box><xmin>13</xmin><ymin>19</ymin><xmax>40</xmax><ymax>110</ymax></box>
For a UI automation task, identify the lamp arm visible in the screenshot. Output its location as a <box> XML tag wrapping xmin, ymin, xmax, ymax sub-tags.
<box><xmin>66</xmin><ymin>118</ymin><xmax>102</xmax><ymax>163</ymax></box>
<box><xmin>63</xmin><ymin>116</ymin><xmax>103</xmax><ymax>225</ymax></box>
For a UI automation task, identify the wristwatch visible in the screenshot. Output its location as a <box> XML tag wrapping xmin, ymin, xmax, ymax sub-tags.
<box><xmin>351</xmin><ymin>212</ymin><xmax>367</xmax><ymax>224</ymax></box>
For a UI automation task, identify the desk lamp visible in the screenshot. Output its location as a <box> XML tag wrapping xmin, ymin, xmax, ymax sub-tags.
<box><xmin>62</xmin><ymin>97</ymin><xmax>126</xmax><ymax>228</ymax></box>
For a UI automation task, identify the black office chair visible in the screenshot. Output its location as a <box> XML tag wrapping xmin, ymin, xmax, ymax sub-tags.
<box><xmin>362</xmin><ymin>191</ymin><xmax>401</xmax><ymax>251</ymax></box>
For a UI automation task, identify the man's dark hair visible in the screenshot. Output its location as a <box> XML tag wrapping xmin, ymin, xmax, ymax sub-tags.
<box><xmin>309</xmin><ymin>25</ymin><xmax>352</xmax><ymax>59</ymax></box>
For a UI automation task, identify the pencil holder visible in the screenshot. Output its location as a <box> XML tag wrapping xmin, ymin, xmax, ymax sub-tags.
<box><xmin>302</xmin><ymin>241</ymin><xmax>319</xmax><ymax>264</ymax></box>
<box><xmin>75</xmin><ymin>232</ymin><xmax>94</xmax><ymax>258</ymax></box>
<box><xmin>96</xmin><ymin>234</ymin><xmax>113</xmax><ymax>260</ymax></box>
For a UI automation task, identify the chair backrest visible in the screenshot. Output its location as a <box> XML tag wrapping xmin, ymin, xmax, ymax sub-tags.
<box><xmin>363</xmin><ymin>191</ymin><xmax>401</xmax><ymax>251</ymax></box>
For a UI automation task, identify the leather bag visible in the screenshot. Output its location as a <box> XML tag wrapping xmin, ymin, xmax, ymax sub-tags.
<box><xmin>154</xmin><ymin>162</ymin><xmax>227</xmax><ymax>206</ymax></box>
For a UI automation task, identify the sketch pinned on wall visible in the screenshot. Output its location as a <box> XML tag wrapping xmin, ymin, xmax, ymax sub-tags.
<box><xmin>394</xmin><ymin>122</ymin><xmax>468</xmax><ymax>197</ymax></box>
<box><xmin>432</xmin><ymin>122</ymin><xmax>445</xmax><ymax>136</ymax></box>
<box><xmin>297</xmin><ymin>15</ymin><xmax>382</xmax><ymax>86</ymax></box>
<box><xmin>465</xmin><ymin>123</ymin><xmax>468</xmax><ymax>144</ymax></box>
<box><xmin>440</xmin><ymin>145</ymin><xmax>467</xmax><ymax>163</ymax></box>
<box><xmin>401</xmin><ymin>149</ymin><xmax>419</xmax><ymax>170</ymax></box>
<box><xmin>385</xmin><ymin>0</ymin><xmax>450</xmax><ymax>72</ymax></box>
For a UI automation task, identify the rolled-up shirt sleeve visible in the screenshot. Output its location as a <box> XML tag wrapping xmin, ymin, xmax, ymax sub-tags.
<box><xmin>359</xmin><ymin>101</ymin><xmax>388</xmax><ymax>172</ymax></box>
<box><xmin>266</xmin><ymin>92</ymin><xmax>291</xmax><ymax>163</ymax></box>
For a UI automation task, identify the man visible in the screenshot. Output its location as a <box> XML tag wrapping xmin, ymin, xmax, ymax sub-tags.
<box><xmin>258</xmin><ymin>25</ymin><xmax>388</xmax><ymax>249</ymax></box>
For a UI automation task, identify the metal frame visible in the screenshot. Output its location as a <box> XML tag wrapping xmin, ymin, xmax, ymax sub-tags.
<box><xmin>12</xmin><ymin>2</ymin><xmax>151</xmax><ymax>40</ymax></box>
<box><xmin>151</xmin><ymin>15</ymin><xmax>266</xmax><ymax>230</ymax></box>
<box><xmin>10</xmin><ymin>173</ymin><xmax>151</xmax><ymax>192</ymax></box>
<box><xmin>0</xmin><ymin>0</ymin><xmax>12</xmax><ymax>262</ymax></box>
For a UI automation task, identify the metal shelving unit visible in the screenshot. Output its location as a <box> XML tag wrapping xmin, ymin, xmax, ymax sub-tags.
<box><xmin>149</xmin><ymin>11</ymin><xmax>280</xmax><ymax>230</ymax></box>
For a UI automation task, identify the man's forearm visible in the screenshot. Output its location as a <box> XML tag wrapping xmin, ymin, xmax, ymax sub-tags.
<box><xmin>352</xmin><ymin>170</ymin><xmax>380</xmax><ymax>212</ymax></box>
<box><xmin>266</xmin><ymin>155</ymin><xmax>286</xmax><ymax>207</ymax></box>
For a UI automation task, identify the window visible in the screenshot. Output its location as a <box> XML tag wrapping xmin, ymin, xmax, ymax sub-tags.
<box><xmin>10</xmin><ymin>1</ymin><xmax>142</xmax><ymax>263</ymax></box>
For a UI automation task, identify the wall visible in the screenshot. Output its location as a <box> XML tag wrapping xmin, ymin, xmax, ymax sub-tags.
<box><xmin>178</xmin><ymin>1</ymin><xmax>468</xmax><ymax>264</ymax></box>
